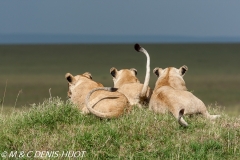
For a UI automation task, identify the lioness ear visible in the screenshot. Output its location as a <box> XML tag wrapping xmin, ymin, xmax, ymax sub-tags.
<box><xmin>65</xmin><ymin>73</ymin><xmax>76</xmax><ymax>84</ymax></box>
<box><xmin>130</xmin><ymin>68</ymin><xmax>137</xmax><ymax>76</ymax></box>
<box><xmin>83</xmin><ymin>72</ymin><xmax>92</xmax><ymax>79</ymax></box>
<box><xmin>179</xmin><ymin>65</ymin><xmax>188</xmax><ymax>76</ymax></box>
<box><xmin>110</xmin><ymin>67</ymin><xmax>117</xmax><ymax>77</ymax></box>
<box><xmin>153</xmin><ymin>67</ymin><xmax>162</xmax><ymax>77</ymax></box>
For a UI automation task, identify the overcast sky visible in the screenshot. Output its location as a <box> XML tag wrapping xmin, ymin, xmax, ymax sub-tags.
<box><xmin>1</xmin><ymin>1</ymin><xmax>240</xmax><ymax>38</ymax></box>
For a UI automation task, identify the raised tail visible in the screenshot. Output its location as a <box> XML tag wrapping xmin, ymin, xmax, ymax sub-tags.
<box><xmin>134</xmin><ymin>43</ymin><xmax>150</xmax><ymax>98</ymax></box>
<box><xmin>85</xmin><ymin>87</ymin><xmax>121</xmax><ymax>118</ymax></box>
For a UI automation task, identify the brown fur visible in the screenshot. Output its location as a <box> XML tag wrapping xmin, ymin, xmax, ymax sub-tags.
<box><xmin>149</xmin><ymin>65</ymin><xmax>220</xmax><ymax>127</ymax></box>
<box><xmin>154</xmin><ymin>68</ymin><xmax>171</xmax><ymax>89</ymax></box>
<box><xmin>85</xmin><ymin>87</ymin><xmax>131</xmax><ymax>118</ymax></box>
<box><xmin>109</xmin><ymin>44</ymin><xmax>152</xmax><ymax>107</ymax></box>
<box><xmin>110</xmin><ymin>68</ymin><xmax>152</xmax><ymax>107</ymax></box>
<box><xmin>66</xmin><ymin>72</ymin><xmax>130</xmax><ymax>118</ymax></box>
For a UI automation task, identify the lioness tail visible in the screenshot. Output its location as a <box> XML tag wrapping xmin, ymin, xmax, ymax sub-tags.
<box><xmin>134</xmin><ymin>43</ymin><xmax>150</xmax><ymax>98</ymax></box>
<box><xmin>85</xmin><ymin>87</ymin><xmax>121</xmax><ymax>118</ymax></box>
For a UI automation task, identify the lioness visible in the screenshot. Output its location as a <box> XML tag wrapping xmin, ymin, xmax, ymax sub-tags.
<box><xmin>66</xmin><ymin>72</ymin><xmax>130</xmax><ymax>118</ymax></box>
<box><xmin>149</xmin><ymin>65</ymin><xmax>220</xmax><ymax>127</ymax></box>
<box><xmin>110</xmin><ymin>44</ymin><xmax>152</xmax><ymax>107</ymax></box>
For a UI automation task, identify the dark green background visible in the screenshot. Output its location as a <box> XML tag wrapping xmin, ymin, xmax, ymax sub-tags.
<box><xmin>0</xmin><ymin>44</ymin><xmax>239</xmax><ymax>115</ymax></box>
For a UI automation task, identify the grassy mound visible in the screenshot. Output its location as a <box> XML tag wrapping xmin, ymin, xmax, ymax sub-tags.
<box><xmin>0</xmin><ymin>97</ymin><xmax>239</xmax><ymax>159</ymax></box>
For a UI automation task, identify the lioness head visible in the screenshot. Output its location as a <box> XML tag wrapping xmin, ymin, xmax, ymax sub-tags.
<box><xmin>65</xmin><ymin>72</ymin><xmax>95</xmax><ymax>98</ymax></box>
<box><xmin>153</xmin><ymin>65</ymin><xmax>188</xmax><ymax>91</ymax></box>
<box><xmin>110</xmin><ymin>67</ymin><xmax>140</xmax><ymax>88</ymax></box>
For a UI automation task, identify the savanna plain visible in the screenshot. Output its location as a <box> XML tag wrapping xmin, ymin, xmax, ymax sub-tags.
<box><xmin>0</xmin><ymin>44</ymin><xmax>239</xmax><ymax>159</ymax></box>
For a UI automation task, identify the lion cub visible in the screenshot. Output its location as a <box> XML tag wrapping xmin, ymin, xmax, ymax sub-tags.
<box><xmin>66</xmin><ymin>72</ymin><xmax>130</xmax><ymax>118</ymax></box>
<box><xmin>149</xmin><ymin>65</ymin><xmax>220</xmax><ymax>127</ymax></box>
<box><xmin>110</xmin><ymin>44</ymin><xmax>152</xmax><ymax>107</ymax></box>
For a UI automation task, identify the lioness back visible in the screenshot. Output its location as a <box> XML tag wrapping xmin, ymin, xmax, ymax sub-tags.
<box><xmin>150</xmin><ymin>65</ymin><xmax>220</xmax><ymax>127</ymax></box>
<box><xmin>150</xmin><ymin>86</ymin><xmax>206</xmax><ymax>115</ymax></box>
<box><xmin>118</xmin><ymin>83</ymin><xmax>152</xmax><ymax>106</ymax></box>
<box><xmin>110</xmin><ymin>68</ymin><xmax>152</xmax><ymax>106</ymax></box>
<box><xmin>88</xmin><ymin>90</ymin><xmax>130</xmax><ymax>115</ymax></box>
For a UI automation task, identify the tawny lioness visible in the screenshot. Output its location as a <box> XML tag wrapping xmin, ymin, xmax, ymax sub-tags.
<box><xmin>66</xmin><ymin>72</ymin><xmax>130</xmax><ymax>118</ymax></box>
<box><xmin>110</xmin><ymin>44</ymin><xmax>152</xmax><ymax>107</ymax></box>
<box><xmin>149</xmin><ymin>65</ymin><xmax>220</xmax><ymax>126</ymax></box>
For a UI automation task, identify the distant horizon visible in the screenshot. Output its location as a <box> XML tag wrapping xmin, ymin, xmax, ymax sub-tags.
<box><xmin>1</xmin><ymin>34</ymin><xmax>240</xmax><ymax>44</ymax></box>
<box><xmin>1</xmin><ymin>2</ymin><xmax>240</xmax><ymax>45</ymax></box>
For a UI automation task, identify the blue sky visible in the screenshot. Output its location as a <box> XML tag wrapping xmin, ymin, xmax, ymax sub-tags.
<box><xmin>1</xmin><ymin>1</ymin><xmax>240</xmax><ymax>43</ymax></box>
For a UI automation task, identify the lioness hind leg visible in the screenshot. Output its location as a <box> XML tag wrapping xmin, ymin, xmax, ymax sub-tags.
<box><xmin>172</xmin><ymin>109</ymin><xmax>188</xmax><ymax>127</ymax></box>
<box><xmin>201</xmin><ymin>109</ymin><xmax>221</xmax><ymax>120</ymax></box>
<box><xmin>210</xmin><ymin>115</ymin><xmax>221</xmax><ymax>119</ymax></box>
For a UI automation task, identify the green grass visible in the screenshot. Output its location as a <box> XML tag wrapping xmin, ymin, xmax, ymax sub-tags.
<box><xmin>0</xmin><ymin>97</ymin><xmax>239</xmax><ymax>159</ymax></box>
<box><xmin>0</xmin><ymin>44</ymin><xmax>240</xmax><ymax>115</ymax></box>
<box><xmin>0</xmin><ymin>44</ymin><xmax>239</xmax><ymax>159</ymax></box>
